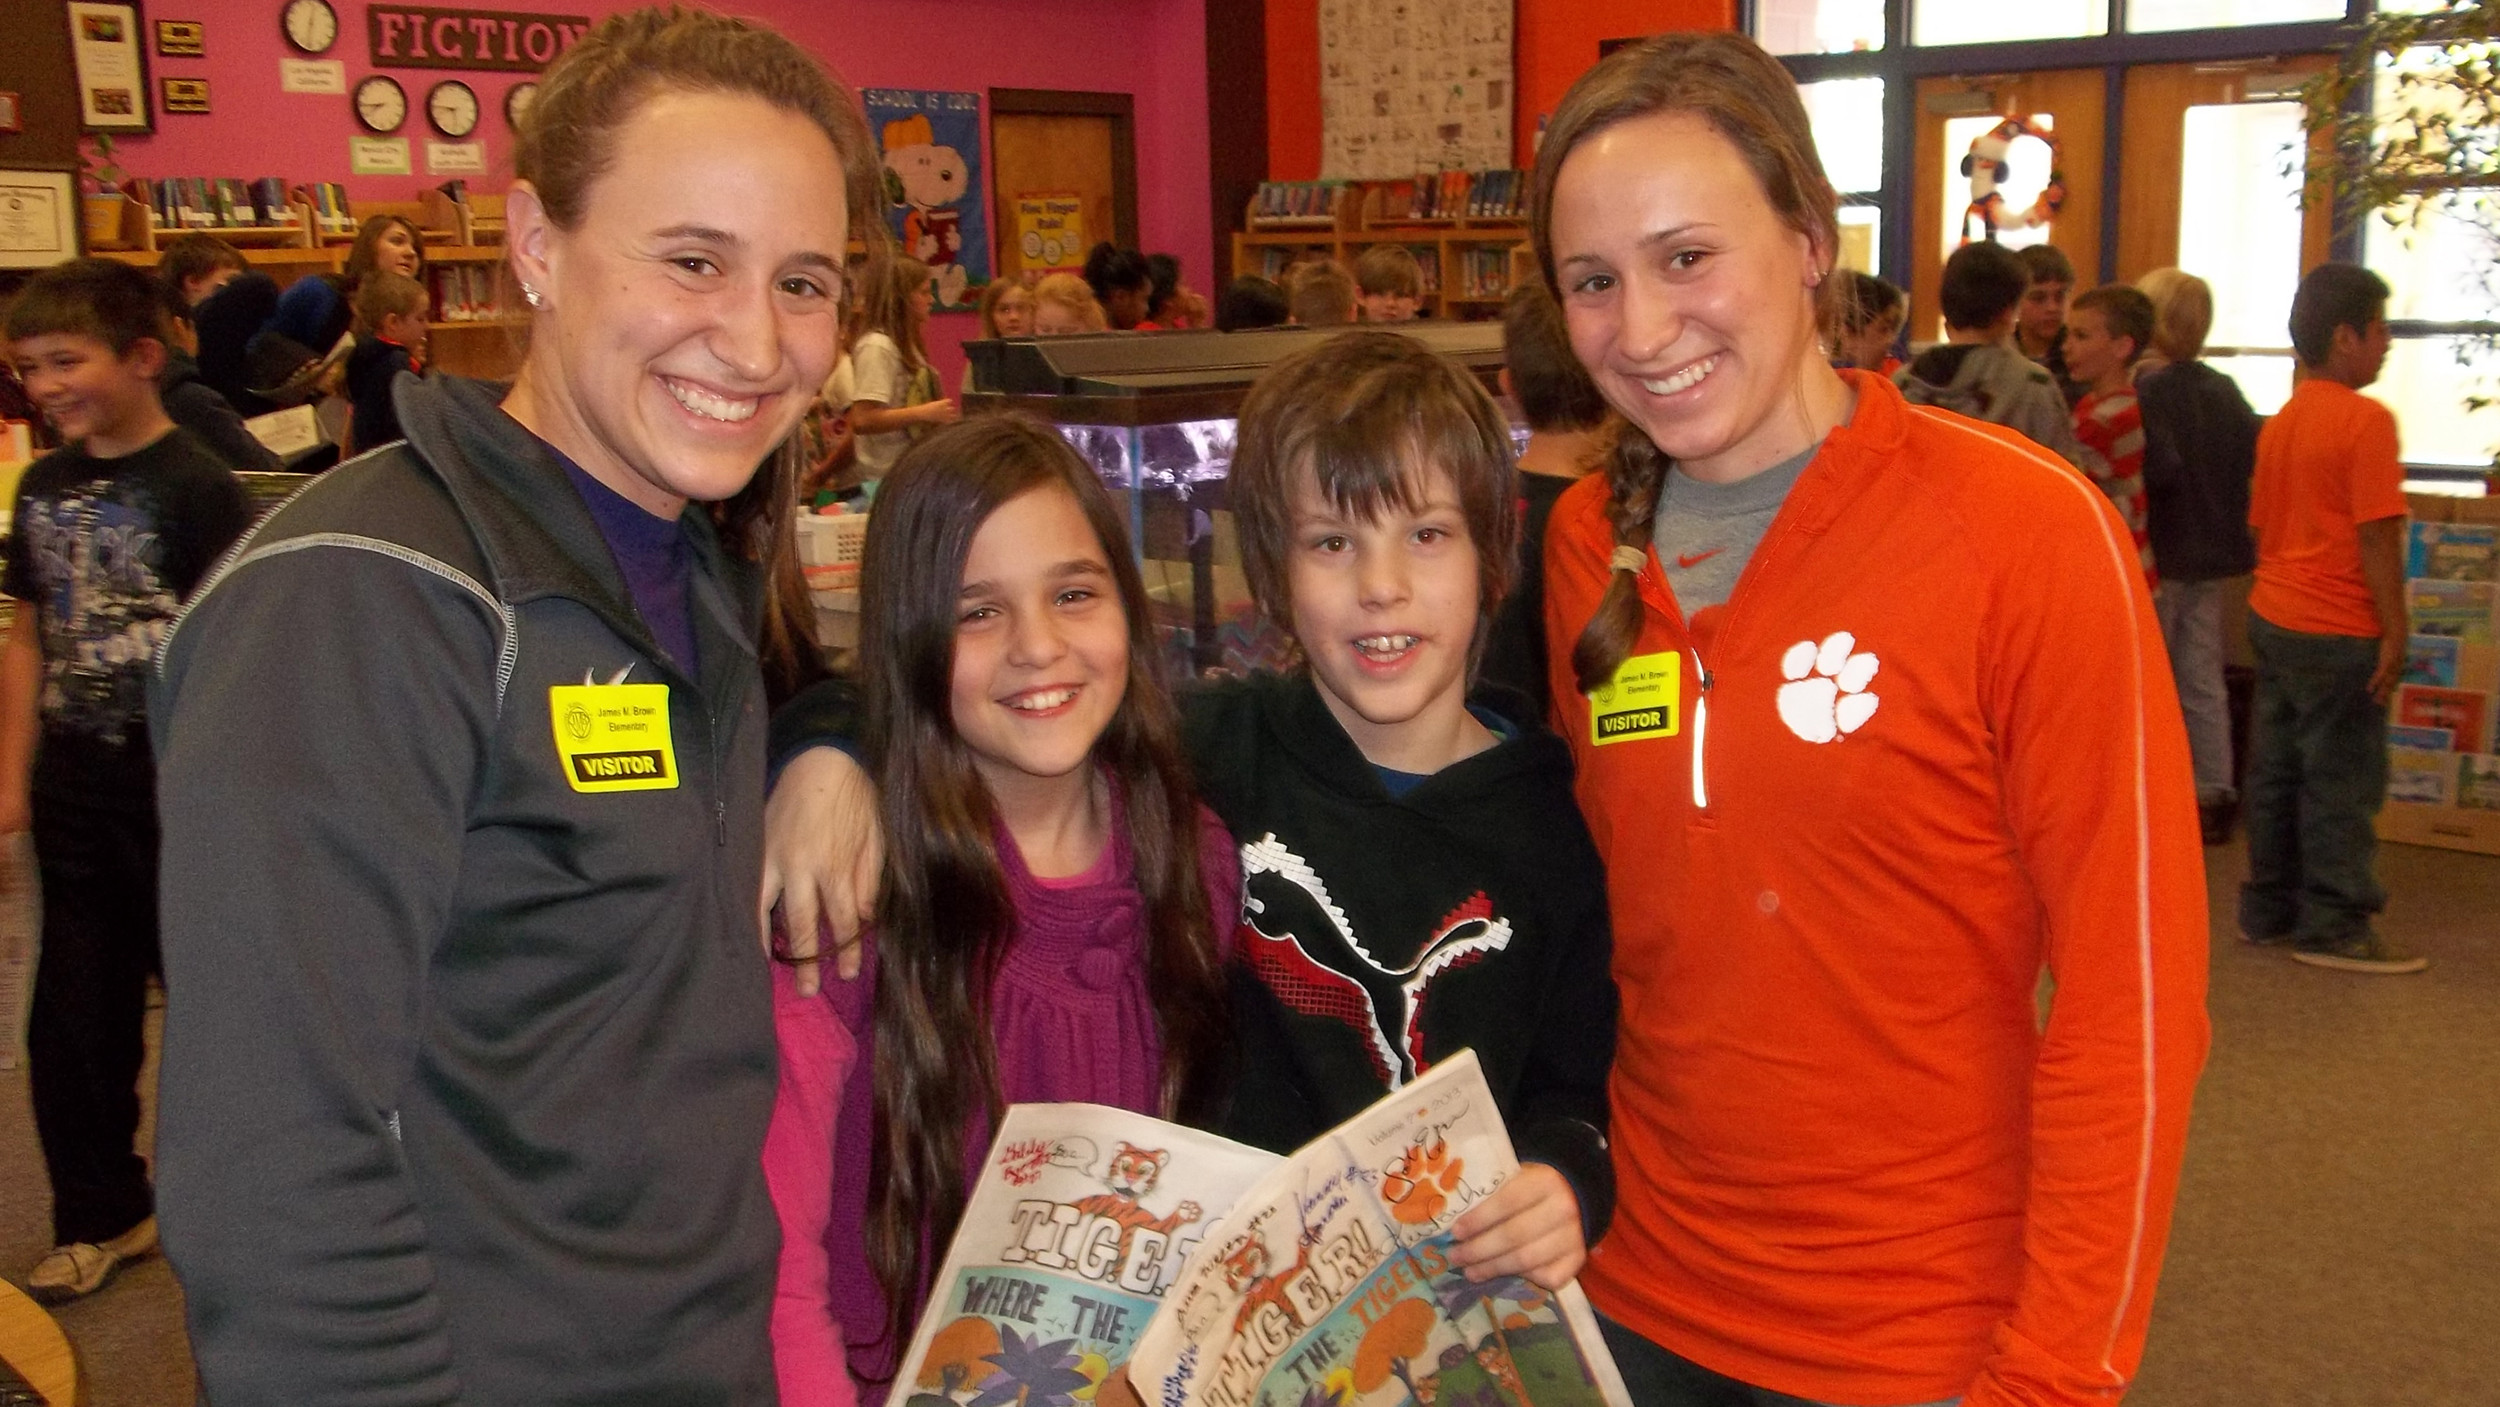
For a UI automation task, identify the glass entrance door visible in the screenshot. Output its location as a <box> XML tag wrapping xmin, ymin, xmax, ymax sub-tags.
<box><xmin>1910</xmin><ymin>69</ymin><xmax>2105</xmax><ymax>342</ymax></box>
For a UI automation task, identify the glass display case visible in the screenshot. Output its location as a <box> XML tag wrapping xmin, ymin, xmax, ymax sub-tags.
<box><xmin>963</xmin><ymin>324</ymin><xmax>1511</xmax><ymax>676</ymax></box>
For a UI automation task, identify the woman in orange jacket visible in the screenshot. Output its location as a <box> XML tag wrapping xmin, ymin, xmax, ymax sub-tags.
<box><xmin>1533</xmin><ymin>33</ymin><xmax>2210</xmax><ymax>1407</ymax></box>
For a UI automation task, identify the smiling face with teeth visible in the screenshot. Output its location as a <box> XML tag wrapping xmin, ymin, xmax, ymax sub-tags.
<box><xmin>1286</xmin><ymin>462</ymin><xmax>1492</xmax><ymax>775</ymax></box>
<box><xmin>501</xmin><ymin>88</ymin><xmax>849</xmax><ymax>519</ymax></box>
<box><xmin>948</xmin><ymin>483</ymin><xmax>1131</xmax><ymax>810</ymax></box>
<box><xmin>1549</xmin><ymin>109</ymin><xmax>1852</xmax><ymax>487</ymax></box>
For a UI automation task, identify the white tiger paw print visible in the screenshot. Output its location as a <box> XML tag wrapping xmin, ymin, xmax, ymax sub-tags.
<box><xmin>1777</xmin><ymin>631</ymin><xmax>1880</xmax><ymax>744</ymax></box>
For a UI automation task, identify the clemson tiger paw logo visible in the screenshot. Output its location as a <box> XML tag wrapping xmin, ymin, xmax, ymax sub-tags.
<box><xmin>1380</xmin><ymin>1136</ymin><xmax>1465</xmax><ymax>1225</ymax></box>
<box><xmin>1777</xmin><ymin>632</ymin><xmax>1879</xmax><ymax>744</ymax></box>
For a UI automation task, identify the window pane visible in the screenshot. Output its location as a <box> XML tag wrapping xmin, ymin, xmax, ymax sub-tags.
<box><xmin>2126</xmin><ymin>0</ymin><xmax>2342</xmax><ymax>35</ymax></box>
<box><xmin>1938</xmin><ymin>114</ymin><xmax>2061</xmax><ymax>265</ymax></box>
<box><xmin>2377</xmin><ymin>337</ymin><xmax>2500</xmax><ymax>468</ymax></box>
<box><xmin>2367</xmin><ymin>198</ymin><xmax>2500</xmax><ymax>325</ymax></box>
<box><xmin>1755</xmin><ymin>0</ymin><xmax>1885</xmax><ymax>54</ymax></box>
<box><xmin>1801</xmin><ymin>77</ymin><xmax>1886</xmax><ymax>195</ymax></box>
<box><xmin>2176</xmin><ymin>102</ymin><xmax>2306</xmax><ymax>351</ymax></box>
<box><xmin>1914</xmin><ymin>0</ymin><xmax>2106</xmax><ymax>46</ymax></box>
<box><xmin>1838</xmin><ymin>204</ymin><xmax>1883</xmax><ymax>275</ymax></box>
<box><xmin>2206</xmin><ymin>354</ymin><xmax>2295</xmax><ymax>415</ymax></box>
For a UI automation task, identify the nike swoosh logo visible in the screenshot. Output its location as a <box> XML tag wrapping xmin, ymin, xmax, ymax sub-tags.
<box><xmin>1675</xmin><ymin>548</ymin><xmax>1725</xmax><ymax>570</ymax></box>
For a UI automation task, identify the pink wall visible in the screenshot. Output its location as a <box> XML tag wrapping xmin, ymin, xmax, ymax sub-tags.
<box><xmin>104</xmin><ymin>0</ymin><xmax>1213</xmax><ymax>389</ymax></box>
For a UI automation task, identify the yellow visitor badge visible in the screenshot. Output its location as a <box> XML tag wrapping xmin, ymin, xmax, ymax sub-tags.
<box><xmin>1590</xmin><ymin>651</ymin><xmax>1680</xmax><ymax>746</ymax></box>
<box><xmin>548</xmin><ymin>682</ymin><xmax>679</xmax><ymax>792</ymax></box>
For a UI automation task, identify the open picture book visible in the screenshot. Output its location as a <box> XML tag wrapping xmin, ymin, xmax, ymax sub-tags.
<box><xmin>891</xmin><ymin>1050</ymin><xmax>1633</xmax><ymax>1407</ymax></box>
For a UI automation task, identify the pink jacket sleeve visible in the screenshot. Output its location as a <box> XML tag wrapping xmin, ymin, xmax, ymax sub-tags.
<box><xmin>763</xmin><ymin>961</ymin><xmax>860</xmax><ymax>1407</ymax></box>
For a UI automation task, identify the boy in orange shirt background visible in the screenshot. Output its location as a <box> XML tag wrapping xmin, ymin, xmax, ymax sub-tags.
<box><xmin>2240</xmin><ymin>263</ymin><xmax>2421</xmax><ymax>974</ymax></box>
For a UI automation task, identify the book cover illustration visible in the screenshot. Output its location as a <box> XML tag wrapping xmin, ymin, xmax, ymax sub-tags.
<box><xmin>2458</xmin><ymin>754</ymin><xmax>2500</xmax><ymax>810</ymax></box>
<box><xmin>1132</xmin><ymin>1053</ymin><xmax>1631</xmax><ymax>1407</ymax></box>
<box><xmin>2407</xmin><ymin>522</ymin><xmax>2500</xmax><ymax>582</ymax></box>
<box><xmin>2403</xmin><ymin>635</ymin><xmax>2460</xmax><ymax>688</ymax></box>
<box><xmin>2409</xmin><ymin>580</ymin><xmax>2496</xmax><ymax>642</ymax></box>
<box><xmin>2388</xmin><ymin>748</ymin><xmax>2454</xmax><ymax>805</ymax></box>
<box><xmin>2395</xmin><ymin>686</ymin><xmax>2489</xmax><ymax>754</ymax></box>
<box><xmin>893</xmin><ymin>1109</ymin><xmax>1279</xmax><ymax>1407</ymax></box>
<box><xmin>2388</xmin><ymin>724</ymin><xmax>2456</xmax><ymax>752</ymax></box>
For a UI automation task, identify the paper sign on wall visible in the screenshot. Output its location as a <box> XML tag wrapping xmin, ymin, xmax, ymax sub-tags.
<box><xmin>860</xmin><ymin>88</ymin><xmax>991</xmax><ymax>311</ymax></box>
<box><xmin>427</xmin><ymin>141</ymin><xmax>486</xmax><ymax>175</ymax></box>
<box><xmin>282</xmin><ymin>59</ymin><xmax>346</xmax><ymax>94</ymax></box>
<box><xmin>351</xmin><ymin>137</ymin><xmax>413</xmax><ymax>175</ymax></box>
<box><xmin>1014</xmin><ymin>192</ymin><xmax>1085</xmax><ymax>274</ymax></box>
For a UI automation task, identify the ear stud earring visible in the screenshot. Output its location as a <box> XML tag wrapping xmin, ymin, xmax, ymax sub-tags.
<box><xmin>521</xmin><ymin>284</ymin><xmax>544</xmax><ymax>308</ymax></box>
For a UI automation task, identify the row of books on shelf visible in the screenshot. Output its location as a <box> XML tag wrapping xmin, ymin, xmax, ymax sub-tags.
<box><xmin>1398</xmin><ymin>168</ymin><xmax>1530</xmax><ymax>222</ymax></box>
<box><xmin>1451</xmin><ymin>246</ymin><xmax>1516</xmax><ymax>299</ymax></box>
<box><xmin>1250</xmin><ymin>180</ymin><xmax>1350</xmax><ymax>224</ymax></box>
<box><xmin>428</xmin><ymin>264</ymin><xmax>512</xmax><ymax>322</ymax></box>
<box><xmin>124</xmin><ymin>176</ymin><xmax>294</xmax><ymax>231</ymax></box>
<box><xmin>118</xmin><ymin>177</ymin><xmax>359</xmax><ymax>237</ymax></box>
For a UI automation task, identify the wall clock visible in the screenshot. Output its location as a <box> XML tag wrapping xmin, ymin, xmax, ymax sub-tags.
<box><xmin>283</xmin><ymin>0</ymin><xmax>339</xmax><ymax>55</ymax></box>
<box><xmin>504</xmin><ymin>81</ymin><xmax>539</xmax><ymax>133</ymax></box>
<box><xmin>428</xmin><ymin>80</ymin><xmax>479</xmax><ymax>139</ymax></box>
<box><xmin>354</xmin><ymin>75</ymin><xmax>407</xmax><ymax>134</ymax></box>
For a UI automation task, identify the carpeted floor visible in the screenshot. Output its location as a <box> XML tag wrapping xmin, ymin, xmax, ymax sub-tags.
<box><xmin>3</xmin><ymin>837</ymin><xmax>2495</xmax><ymax>1407</ymax></box>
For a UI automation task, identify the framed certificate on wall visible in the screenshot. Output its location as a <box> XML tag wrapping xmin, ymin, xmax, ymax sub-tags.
<box><xmin>69</xmin><ymin>1</ymin><xmax>155</xmax><ymax>134</ymax></box>
<box><xmin>0</xmin><ymin>169</ymin><xmax>85</xmax><ymax>271</ymax></box>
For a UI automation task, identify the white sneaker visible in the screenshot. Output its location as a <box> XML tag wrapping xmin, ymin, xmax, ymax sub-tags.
<box><xmin>25</xmin><ymin>1215</ymin><xmax>156</xmax><ymax>1304</ymax></box>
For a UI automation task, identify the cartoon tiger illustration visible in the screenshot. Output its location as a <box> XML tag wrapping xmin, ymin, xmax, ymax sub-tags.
<box><xmin>1069</xmin><ymin>1143</ymin><xmax>1201</xmax><ymax>1267</ymax></box>
<box><xmin>1217</xmin><ymin>1233</ymin><xmax>1316</xmax><ymax>1335</ymax></box>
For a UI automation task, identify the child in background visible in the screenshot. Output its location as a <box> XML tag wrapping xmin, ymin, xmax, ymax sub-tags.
<box><xmin>1082</xmin><ymin>242</ymin><xmax>1155</xmax><ymax>330</ymax></box>
<box><xmin>1146</xmin><ymin>253</ymin><xmax>1208</xmax><ymax>329</ymax></box>
<box><xmin>1030</xmin><ymin>272</ymin><xmax>1108</xmax><ymax>335</ymax></box>
<box><xmin>1353</xmin><ymin>244</ymin><xmax>1425</xmax><ymax>322</ymax></box>
<box><xmin>1830</xmin><ymin>270</ymin><xmax>1906</xmax><ymax>375</ymax></box>
<box><xmin>2134</xmin><ymin>268</ymin><xmax>2260</xmax><ymax>844</ymax></box>
<box><xmin>2015</xmin><ymin>243</ymin><xmax>2084</xmax><ymax>403</ymax></box>
<box><xmin>763</xmin><ymin>416</ymin><xmax>1235</xmax><ymax>1405</ymax></box>
<box><xmin>845</xmin><ymin>255</ymin><xmax>956</xmax><ymax>484</ymax></box>
<box><xmin>2063</xmin><ymin>283</ymin><xmax>2159</xmax><ymax>589</ymax></box>
<box><xmin>1478</xmin><ymin>282</ymin><xmax>1612</xmax><ymax>717</ymax></box>
<box><xmin>3</xmin><ymin>258</ymin><xmax>252</xmax><ymax>1304</ymax></box>
<box><xmin>342</xmin><ymin>270</ymin><xmax>430</xmax><ymax>455</ymax></box>
<box><xmin>2241</xmin><ymin>263</ymin><xmax>2421</xmax><ymax>974</ymax></box>
<box><xmin>154</xmin><ymin>281</ymin><xmax>282</xmax><ymax>472</ymax></box>
<box><xmin>1215</xmin><ymin>275</ymin><xmax>1290</xmax><ymax>332</ymax></box>
<box><xmin>1286</xmin><ymin>258</ymin><xmax>1357</xmax><ymax>327</ymax></box>
<box><xmin>959</xmin><ymin>277</ymin><xmax>1036</xmax><ymax>396</ymax></box>
<box><xmin>1896</xmin><ymin>240</ymin><xmax>2089</xmax><ymax>468</ymax></box>
<box><xmin>155</xmin><ymin>233</ymin><xmax>246</xmax><ymax>311</ymax></box>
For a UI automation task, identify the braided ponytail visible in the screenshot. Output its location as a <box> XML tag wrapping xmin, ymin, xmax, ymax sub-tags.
<box><xmin>1571</xmin><ymin>432</ymin><xmax>1672</xmax><ymax>692</ymax></box>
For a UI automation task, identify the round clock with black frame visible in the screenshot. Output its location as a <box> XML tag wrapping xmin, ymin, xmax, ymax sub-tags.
<box><xmin>282</xmin><ymin>0</ymin><xmax>339</xmax><ymax>55</ymax></box>
<box><xmin>428</xmin><ymin>80</ymin><xmax>480</xmax><ymax>140</ymax></box>
<box><xmin>504</xmin><ymin>81</ymin><xmax>540</xmax><ymax>134</ymax></box>
<box><xmin>354</xmin><ymin>75</ymin><xmax>408</xmax><ymax>135</ymax></box>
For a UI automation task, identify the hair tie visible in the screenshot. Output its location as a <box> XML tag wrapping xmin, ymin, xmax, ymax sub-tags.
<box><xmin>1609</xmin><ymin>545</ymin><xmax>1647</xmax><ymax>574</ymax></box>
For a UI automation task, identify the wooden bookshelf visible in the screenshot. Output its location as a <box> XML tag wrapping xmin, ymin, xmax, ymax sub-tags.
<box><xmin>1231</xmin><ymin>178</ymin><xmax>1530</xmax><ymax>321</ymax></box>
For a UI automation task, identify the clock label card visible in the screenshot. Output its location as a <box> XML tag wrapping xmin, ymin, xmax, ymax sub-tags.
<box><xmin>427</xmin><ymin>141</ymin><xmax>486</xmax><ymax>175</ymax></box>
<box><xmin>282</xmin><ymin>59</ymin><xmax>346</xmax><ymax>94</ymax></box>
<box><xmin>351</xmin><ymin>136</ymin><xmax>412</xmax><ymax>175</ymax></box>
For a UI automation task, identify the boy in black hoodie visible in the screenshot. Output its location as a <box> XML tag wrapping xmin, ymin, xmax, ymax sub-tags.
<box><xmin>1193</xmin><ymin>330</ymin><xmax>1616</xmax><ymax>1289</ymax></box>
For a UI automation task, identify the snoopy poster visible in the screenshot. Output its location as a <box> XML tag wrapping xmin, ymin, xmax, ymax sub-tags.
<box><xmin>862</xmin><ymin>88</ymin><xmax>992</xmax><ymax>310</ymax></box>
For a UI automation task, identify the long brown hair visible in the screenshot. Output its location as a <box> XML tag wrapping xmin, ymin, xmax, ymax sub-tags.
<box><xmin>1528</xmin><ymin>31</ymin><xmax>1840</xmax><ymax>692</ymax></box>
<box><xmin>857</xmin><ymin>415</ymin><xmax>1230</xmax><ymax>1372</ymax></box>
<box><xmin>855</xmin><ymin>253</ymin><xmax>935</xmax><ymax>372</ymax></box>
<box><xmin>344</xmin><ymin>213</ymin><xmax>427</xmax><ymax>290</ymax></box>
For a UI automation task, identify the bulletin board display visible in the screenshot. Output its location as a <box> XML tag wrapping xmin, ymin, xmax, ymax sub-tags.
<box><xmin>862</xmin><ymin>88</ymin><xmax>991</xmax><ymax>312</ymax></box>
<box><xmin>1318</xmin><ymin>0</ymin><xmax>1514</xmax><ymax>180</ymax></box>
